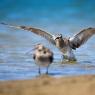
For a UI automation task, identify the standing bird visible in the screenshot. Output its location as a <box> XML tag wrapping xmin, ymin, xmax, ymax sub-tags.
<box><xmin>1</xmin><ymin>22</ymin><xmax>95</xmax><ymax>61</ymax></box>
<box><xmin>32</xmin><ymin>44</ymin><xmax>53</xmax><ymax>74</ymax></box>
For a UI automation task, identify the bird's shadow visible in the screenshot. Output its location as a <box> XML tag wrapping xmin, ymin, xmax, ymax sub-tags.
<box><xmin>48</xmin><ymin>72</ymin><xmax>63</xmax><ymax>76</ymax></box>
<box><xmin>35</xmin><ymin>72</ymin><xmax>64</xmax><ymax>78</ymax></box>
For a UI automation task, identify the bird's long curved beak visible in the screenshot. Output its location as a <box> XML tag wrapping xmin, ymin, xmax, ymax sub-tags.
<box><xmin>25</xmin><ymin>44</ymin><xmax>37</xmax><ymax>55</ymax></box>
<box><xmin>25</xmin><ymin>48</ymin><xmax>36</xmax><ymax>55</ymax></box>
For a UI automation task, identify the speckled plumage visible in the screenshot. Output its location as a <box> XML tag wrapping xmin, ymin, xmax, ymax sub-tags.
<box><xmin>33</xmin><ymin>44</ymin><xmax>53</xmax><ymax>74</ymax></box>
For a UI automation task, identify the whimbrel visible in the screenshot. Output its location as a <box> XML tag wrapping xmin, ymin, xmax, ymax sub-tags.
<box><xmin>32</xmin><ymin>44</ymin><xmax>53</xmax><ymax>74</ymax></box>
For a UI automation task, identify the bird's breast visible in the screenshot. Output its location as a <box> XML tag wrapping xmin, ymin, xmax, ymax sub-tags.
<box><xmin>35</xmin><ymin>56</ymin><xmax>53</xmax><ymax>66</ymax></box>
<box><xmin>60</xmin><ymin>47</ymin><xmax>68</xmax><ymax>53</ymax></box>
<box><xmin>56</xmin><ymin>40</ymin><xmax>64</xmax><ymax>48</ymax></box>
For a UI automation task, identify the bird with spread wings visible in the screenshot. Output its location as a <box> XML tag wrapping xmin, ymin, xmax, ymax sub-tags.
<box><xmin>1</xmin><ymin>22</ymin><xmax>95</xmax><ymax>61</ymax></box>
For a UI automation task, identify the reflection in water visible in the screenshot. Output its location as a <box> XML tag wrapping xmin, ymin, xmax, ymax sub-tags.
<box><xmin>0</xmin><ymin>0</ymin><xmax>95</xmax><ymax>80</ymax></box>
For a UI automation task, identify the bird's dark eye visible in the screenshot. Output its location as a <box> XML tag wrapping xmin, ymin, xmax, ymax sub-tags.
<box><xmin>38</xmin><ymin>49</ymin><xmax>42</xmax><ymax>52</ymax></box>
<box><xmin>43</xmin><ymin>51</ymin><xmax>46</xmax><ymax>54</ymax></box>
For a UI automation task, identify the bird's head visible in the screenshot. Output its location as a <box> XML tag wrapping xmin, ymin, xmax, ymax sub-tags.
<box><xmin>53</xmin><ymin>34</ymin><xmax>63</xmax><ymax>40</ymax></box>
<box><xmin>53</xmin><ymin>34</ymin><xmax>65</xmax><ymax>48</ymax></box>
<box><xmin>34</xmin><ymin>43</ymin><xmax>45</xmax><ymax>51</ymax></box>
<box><xmin>25</xmin><ymin>44</ymin><xmax>45</xmax><ymax>55</ymax></box>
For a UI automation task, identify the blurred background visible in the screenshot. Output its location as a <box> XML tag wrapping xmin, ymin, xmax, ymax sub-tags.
<box><xmin>0</xmin><ymin>0</ymin><xmax>95</xmax><ymax>27</ymax></box>
<box><xmin>0</xmin><ymin>0</ymin><xmax>95</xmax><ymax>80</ymax></box>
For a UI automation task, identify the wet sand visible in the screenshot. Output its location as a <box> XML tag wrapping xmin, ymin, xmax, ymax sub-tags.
<box><xmin>0</xmin><ymin>75</ymin><xmax>95</xmax><ymax>95</ymax></box>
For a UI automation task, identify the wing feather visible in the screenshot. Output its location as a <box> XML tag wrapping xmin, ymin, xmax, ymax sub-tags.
<box><xmin>1</xmin><ymin>22</ymin><xmax>55</xmax><ymax>45</ymax></box>
<box><xmin>69</xmin><ymin>27</ymin><xmax>95</xmax><ymax>49</ymax></box>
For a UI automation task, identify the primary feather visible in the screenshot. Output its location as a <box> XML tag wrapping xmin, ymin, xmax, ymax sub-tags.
<box><xmin>69</xmin><ymin>28</ymin><xmax>95</xmax><ymax>49</ymax></box>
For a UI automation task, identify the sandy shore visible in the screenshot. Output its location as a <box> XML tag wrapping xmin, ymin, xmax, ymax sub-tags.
<box><xmin>0</xmin><ymin>75</ymin><xmax>95</xmax><ymax>95</ymax></box>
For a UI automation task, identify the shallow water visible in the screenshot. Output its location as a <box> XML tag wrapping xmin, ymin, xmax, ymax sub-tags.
<box><xmin>0</xmin><ymin>0</ymin><xmax>95</xmax><ymax>80</ymax></box>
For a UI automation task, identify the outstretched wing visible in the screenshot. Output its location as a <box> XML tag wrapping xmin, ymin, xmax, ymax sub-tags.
<box><xmin>1</xmin><ymin>22</ymin><xmax>55</xmax><ymax>45</ymax></box>
<box><xmin>69</xmin><ymin>27</ymin><xmax>95</xmax><ymax>49</ymax></box>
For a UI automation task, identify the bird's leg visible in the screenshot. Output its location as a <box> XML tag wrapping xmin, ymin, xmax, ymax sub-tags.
<box><xmin>63</xmin><ymin>54</ymin><xmax>68</xmax><ymax>60</ymax></box>
<box><xmin>62</xmin><ymin>55</ymin><xmax>69</xmax><ymax>63</ymax></box>
<box><xmin>46</xmin><ymin>65</ymin><xmax>49</xmax><ymax>74</ymax></box>
<box><xmin>61</xmin><ymin>48</ymin><xmax>77</xmax><ymax>63</ymax></box>
<box><xmin>66</xmin><ymin>48</ymin><xmax>77</xmax><ymax>62</ymax></box>
<box><xmin>38</xmin><ymin>66</ymin><xmax>41</xmax><ymax>75</ymax></box>
<box><xmin>61</xmin><ymin>55</ymin><xmax>63</xmax><ymax>62</ymax></box>
<box><xmin>60</xmin><ymin>54</ymin><xmax>67</xmax><ymax>63</ymax></box>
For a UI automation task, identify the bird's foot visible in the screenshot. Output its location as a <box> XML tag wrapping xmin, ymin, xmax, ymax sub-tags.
<box><xmin>61</xmin><ymin>55</ymin><xmax>77</xmax><ymax>64</ymax></box>
<box><xmin>61</xmin><ymin>59</ymin><xmax>77</xmax><ymax>64</ymax></box>
<box><xmin>46</xmin><ymin>71</ymin><xmax>48</xmax><ymax>75</ymax></box>
<box><xmin>68</xmin><ymin>58</ymin><xmax>77</xmax><ymax>64</ymax></box>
